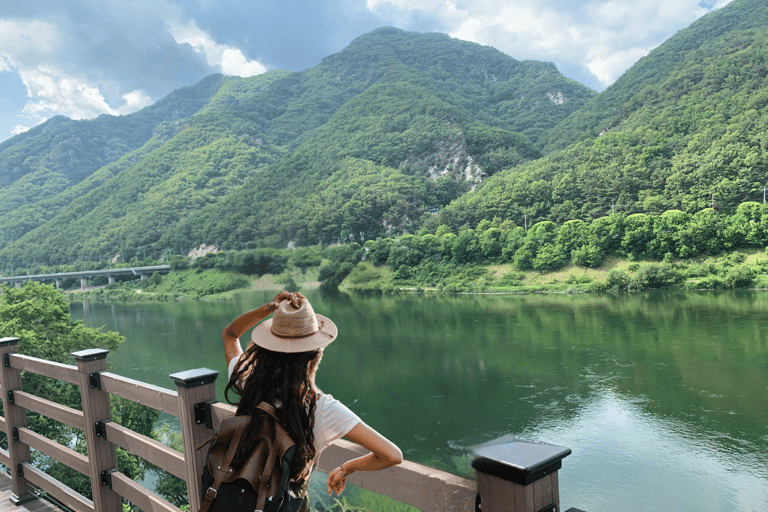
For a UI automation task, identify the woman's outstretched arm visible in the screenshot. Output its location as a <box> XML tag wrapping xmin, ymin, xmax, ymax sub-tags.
<box><xmin>326</xmin><ymin>421</ymin><xmax>403</xmax><ymax>496</ymax></box>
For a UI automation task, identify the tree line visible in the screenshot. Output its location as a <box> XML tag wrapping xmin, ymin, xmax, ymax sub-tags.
<box><xmin>368</xmin><ymin>201</ymin><xmax>768</xmax><ymax>274</ymax></box>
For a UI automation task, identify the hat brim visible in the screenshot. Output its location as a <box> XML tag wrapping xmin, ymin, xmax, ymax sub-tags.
<box><xmin>250</xmin><ymin>314</ymin><xmax>337</xmax><ymax>353</ymax></box>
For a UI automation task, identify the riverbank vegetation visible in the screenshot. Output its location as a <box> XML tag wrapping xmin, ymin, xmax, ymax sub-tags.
<box><xmin>14</xmin><ymin>199</ymin><xmax>768</xmax><ymax>300</ymax></box>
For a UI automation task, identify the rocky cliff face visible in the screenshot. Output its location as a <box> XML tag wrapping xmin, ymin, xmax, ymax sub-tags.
<box><xmin>401</xmin><ymin>133</ymin><xmax>486</xmax><ymax>190</ymax></box>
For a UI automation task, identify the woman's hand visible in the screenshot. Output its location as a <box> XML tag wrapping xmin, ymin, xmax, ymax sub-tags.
<box><xmin>326</xmin><ymin>422</ymin><xmax>403</xmax><ymax>496</ymax></box>
<box><xmin>223</xmin><ymin>290</ymin><xmax>305</xmax><ymax>366</ymax></box>
<box><xmin>326</xmin><ymin>465</ymin><xmax>349</xmax><ymax>496</ymax></box>
<box><xmin>268</xmin><ymin>290</ymin><xmax>305</xmax><ymax>310</ymax></box>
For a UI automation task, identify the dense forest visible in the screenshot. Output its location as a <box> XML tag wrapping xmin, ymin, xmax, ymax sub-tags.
<box><xmin>0</xmin><ymin>0</ymin><xmax>767</xmax><ymax>276</ymax></box>
<box><xmin>0</xmin><ymin>28</ymin><xmax>592</xmax><ymax>267</ymax></box>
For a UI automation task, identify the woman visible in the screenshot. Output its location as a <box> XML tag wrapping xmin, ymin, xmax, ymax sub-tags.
<box><xmin>222</xmin><ymin>290</ymin><xmax>402</xmax><ymax>500</ymax></box>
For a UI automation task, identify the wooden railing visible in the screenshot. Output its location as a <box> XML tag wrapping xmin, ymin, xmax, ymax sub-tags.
<box><xmin>0</xmin><ymin>337</ymin><xmax>476</xmax><ymax>512</ymax></box>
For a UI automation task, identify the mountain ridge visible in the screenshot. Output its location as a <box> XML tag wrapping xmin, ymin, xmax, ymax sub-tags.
<box><xmin>3</xmin><ymin>2</ymin><xmax>766</xmax><ymax>267</ymax></box>
<box><xmin>0</xmin><ymin>27</ymin><xmax>593</xmax><ymax>265</ymax></box>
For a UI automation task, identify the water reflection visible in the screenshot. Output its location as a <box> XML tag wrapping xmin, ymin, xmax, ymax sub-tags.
<box><xmin>527</xmin><ymin>389</ymin><xmax>768</xmax><ymax>512</ymax></box>
<box><xmin>72</xmin><ymin>290</ymin><xmax>768</xmax><ymax>512</ymax></box>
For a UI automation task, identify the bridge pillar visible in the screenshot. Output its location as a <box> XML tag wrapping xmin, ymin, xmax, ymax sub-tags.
<box><xmin>140</xmin><ymin>273</ymin><xmax>148</xmax><ymax>281</ymax></box>
<box><xmin>108</xmin><ymin>276</ymin><xmax>115</xmax><ymax>285</ymax></box>
<box><xmin>55</xmin><ymin>279</ymin><xmax>62</xmax><ymax>289</ymax></box>
<box><xmin>14</xmin><ymin>281</ymin><xmax>21</xmax><ymax>288</ymax></box>
<box><xmin>80</xmin><ymin>277</ymin><xmax>88</xmax><ymax>290</ymax></box>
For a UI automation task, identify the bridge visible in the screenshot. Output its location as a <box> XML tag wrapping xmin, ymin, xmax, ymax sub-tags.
<box><xmin>0</xmin><ymin>265</ymin><xmax>171</xmax><ymax>290</ymax></box>
<box><xmin>0</xmin><ymin>337</ymin><xmax>578</xmax><ymax>512</ymax></box>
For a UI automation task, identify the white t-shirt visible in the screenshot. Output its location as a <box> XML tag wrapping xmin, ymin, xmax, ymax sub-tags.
<box><xmin>227</xmin><ymin>355</ymin><xmax>361</xmax><ymax>460</ymax></box>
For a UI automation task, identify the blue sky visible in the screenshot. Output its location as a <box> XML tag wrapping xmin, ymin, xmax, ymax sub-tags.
<box><xmin>0</xmin><ymin>0</ymin><xmax>733</xmax><ymax>144</ymax></box>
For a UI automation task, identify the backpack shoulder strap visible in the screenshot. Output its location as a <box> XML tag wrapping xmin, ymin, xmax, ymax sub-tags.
<box><xmin>256</xmin><ymin>401</ymin><xmax>280</xmax><ymax>421</ymax></box>
<box><xmin>256</xmin><ymin>429</ymin><xmax>294</xmax><ymax>512</ymax></box>
<box><xmin>200</xmin><ymin>417</ymin><xmax>248</xmax><ymax>512</ymax></box>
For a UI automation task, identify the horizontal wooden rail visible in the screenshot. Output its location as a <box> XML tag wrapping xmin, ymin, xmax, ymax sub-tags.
<box><xmin>18</xmin><ymin>427</ymin><xmax>90</xmax><ymax>476</ymax></box>
<box><xmin>13</xmin><ymin>391</ymin><xmax>86</xmax><ymax>431</ymax></box>
<box><xmin>20</xmin><ymin>462</ymin><xmax>95</xmax><ymax>512</ymax></box>
<box><xmin>0</xmin><ymin>337</ymin><xmax>490</xmax><ymax>512</ymax></box>
<box><xmin>9</xmin><ymin>353</ymin><xmax>80</xmax><ymax>385</ymax></box>
<box><xmin>319</xmin><ymin>439</ymin><xmax>476</xmax><ymax>512</ymax></box>
<box><xmin>210</xmin><ymin>395</ymin><xmax>475</xmax><ymax>512</ymax></box>
<box><xmin>111</xmin><ymin>471</ymin><xmax>177</xmax><ymax>512</ymax></box>
<box><xmin>103</xmin><ymin>421</ymin><xmax>187</xmax><ymax>479</ymax></box>
<box><xmin>209</xmin><ymin>401</ymin><xmax>235</xmax><ymax>429</ymax></box>
<box><xmin>100</xmin><ymin>372</ymin><xmax>181</xmax><ymax>417</ymax></box>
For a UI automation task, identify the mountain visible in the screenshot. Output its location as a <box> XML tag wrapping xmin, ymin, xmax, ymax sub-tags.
<box><xmin>440</xmin><ymin>0</ymin><xmax>768</xmax><ymax>229</ymax></box>
<box><xmin>538</xmin><ymin>0</ymin><xmax>768</xmax><ymax>153</ymax></box>
<box><xmin>0</xmin><ymin>27</ymin><xmax>594</xmax><ymax>265</ymax></box>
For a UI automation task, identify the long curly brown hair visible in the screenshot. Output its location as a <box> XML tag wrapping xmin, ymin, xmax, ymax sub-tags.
<box><xmin>225</xmin><ymin>344</ymin><xmax>323</xmax><ymax>480</ymax></box>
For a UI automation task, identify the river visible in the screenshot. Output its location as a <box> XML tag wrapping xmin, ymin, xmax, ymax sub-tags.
<box><xmin>71</xmin><ymin>289</ymin><xmax>768</xmax><ymax>512</ymax></box>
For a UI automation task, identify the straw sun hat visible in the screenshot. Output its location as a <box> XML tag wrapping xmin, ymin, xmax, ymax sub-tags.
<box><xmin>250</xmin><ymin>298</ymin><xmax>337</xmax><ymax>353</ymax></box>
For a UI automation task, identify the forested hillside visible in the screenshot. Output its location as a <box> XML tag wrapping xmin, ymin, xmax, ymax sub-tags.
<box><xmin>538</xmin><ymin>0</ymin><xmax>768</xmax><ymax>153</ymax></box>
<box><xmin>0</xmin><ymin>27</ymin><xmax>593</xmax><ymax>265</ymax></box>
<box><xmin>441</xmin><ymin>0</ymin><xmax>768</xmax><ymax>230</ymax></box>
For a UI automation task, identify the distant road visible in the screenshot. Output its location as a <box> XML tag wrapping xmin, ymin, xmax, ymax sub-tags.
<box><xmin>0</xmin><ymin>265</ymin><xmax>171</xmax><ymax>287</ymax></box>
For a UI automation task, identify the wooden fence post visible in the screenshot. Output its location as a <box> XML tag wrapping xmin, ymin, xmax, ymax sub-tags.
<box><xmin>0</xmin><ymin>337</ymin><xmax>35</xmax><ymax>505</ymax></box>
<box><xmin>73</xmin><ymin>348</ymin><xmax>121</xmax><ymax>512</ymax></box>
<box><xmin>170</xmin><ymin>368</ymin><xmax>219</xmax><ymax>512</ymax></box>
<box><xmin>472</xmin><ymin>436</ymin><xmax>571</xmax><ymax>512</ymax></box>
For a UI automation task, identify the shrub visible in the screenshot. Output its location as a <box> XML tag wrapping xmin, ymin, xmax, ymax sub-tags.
<box><xmin>724</xmin><ymin>264</ymin><xmax>758</xmax><ymax>288</ymax></box>
<box><xmin>628</xmin><ymin>263</ymin><xmax>680</xmax><ymax>291</ymax></box>
<box><xmin>606</xmin><ymin>270</ymin><xmax>629</xmax><ymax>290</ymax></box>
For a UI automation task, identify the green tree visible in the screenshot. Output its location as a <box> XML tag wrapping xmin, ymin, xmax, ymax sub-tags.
<box><xmin>556</xmin><ymin>219</ymin><xmax>587</xmax><ymax>259</ymax></box>
<box><xmin>622</xmin><ymin>213</ymin><xmax>655</xmax><ymax>259</ymax></box>
<box><xmin>514</xmin><ymin>221</ymin><xmax>559</xmax><ymax>270</ymax></box>
<box><xmin>479</xmin><ymin>227</ymin><xmax>504</xmax><ymax>261</ymax></box>
<box><xmin>687</xmin><ymin>208</ymin><xmax>725</xmax><ymax>255</ymax></box>
<box><xmin>730</xmin><ymin>201</ymin><xmax>765</xmax><ymax>247</ymax></box>
<box><xmin>650</xmin><ymin>209</ymin><xmax>692</xmax><ymax>258</ymax></box>
<box><xmin>452</xmin><ymin>229</ymin><xmax>481</xmax><ymax>264</ymax></box>
<box><xmin>0</xmin><ymin>282</ymin><xmax>158</xmax><ymax>500</ymax></box>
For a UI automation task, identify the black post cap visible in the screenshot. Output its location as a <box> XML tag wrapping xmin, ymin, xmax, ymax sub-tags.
<box><xmin>169</xmin><ymin>368</ymin><xmax>219</xmax><ymax>388</ymax></box>
<box><xmin>72</xmin><ymin>348</ymin><xmax>110</xmax><ymax>362</ymax></box>
<box><xmin>472</xmin><ymin>435</ymin><xmax>571</xmax><ymax>486</ymax></box>
<box><xmin>0</xmin><ymin>337</ymin><xmax>20</xmax><ymax>347</ymax></box>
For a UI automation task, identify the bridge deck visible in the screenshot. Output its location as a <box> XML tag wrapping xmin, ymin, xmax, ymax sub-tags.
<box><xmin>0</xmin><ymin>265</ymin><xmax>171</xmax><ymax>283</ymax></box>
<box><xmin>0</xmin><ymin>473</ymin><xmax>66</xmax><ymax>512</ymax></box>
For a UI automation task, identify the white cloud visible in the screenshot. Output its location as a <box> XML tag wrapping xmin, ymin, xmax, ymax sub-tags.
<box><xmin>0</xmin><ymin>17</ymin><xmax>155</xmax><ymax>127</ymax></box>
<box><xmin>586</xmin><ymin>46</ymin><xmax>653</xmax><ymax>86</ymax></box>
<box><xmin>20</xmin><ymin>64</ymin><xmax>118</xmax><ymax>119</ymax></box>
<box><xmin>364</xmin><ymin>0</ymin><xmax>732</xmax><ymax>88</ymax></box>
<box><xmin>168</xmin><ymin>19</ymin><xmax>267</xmax><ymax>76</ymax></box>
<box><xmin>0</xmin><ymin>19</ymin><xmax>59</xmax><ymax>57</ymax></box>
<box><xmin>11</xmin><ymin>125</ymin><xmax>31</xmax><ymax>136</ymax></box>
<box><xmin>118</xmin><ymin>90</ymin><xmax>154</xmax><ymax>115</ymax></box>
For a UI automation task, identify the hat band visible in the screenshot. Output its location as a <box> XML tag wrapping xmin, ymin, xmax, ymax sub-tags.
<box><xmin>270</xmin><ymin>319</ymin><xmax>333</xmax><ymax>339</ymax></box>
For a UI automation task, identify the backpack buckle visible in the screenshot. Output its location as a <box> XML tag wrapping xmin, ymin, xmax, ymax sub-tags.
<box><xmin>205</xmin><ymin>487</ymin><xmax>217</xmax><ymax>500</ymax></box>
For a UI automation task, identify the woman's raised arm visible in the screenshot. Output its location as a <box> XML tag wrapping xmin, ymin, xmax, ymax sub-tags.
<box><xmin>222</xmin><ymin>290</ymin><xmax>304</xmax><ymax>365</ymax></box>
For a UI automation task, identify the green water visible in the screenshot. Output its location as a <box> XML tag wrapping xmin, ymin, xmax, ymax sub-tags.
<box><xmin>71</xmin><ymin>290</ymin><xmax>768</xmax><ymax>511</ymax></box>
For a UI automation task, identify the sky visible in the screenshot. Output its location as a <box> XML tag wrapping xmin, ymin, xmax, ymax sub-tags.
<box><xmin>0</xmin><ymin>0</ymin><xmax>735</xmax><ymax>144</ymax></box>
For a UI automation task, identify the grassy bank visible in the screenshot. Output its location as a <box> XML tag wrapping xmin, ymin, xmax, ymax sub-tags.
<box><xmin>342</xmin><ymin>249</ymin><xmax>768</xmax><ymax>294</ymax></box>
<box><xmin>66</xmin><ymin>267</ymin><xmax>320</xmax><ymax>302</ymax></box>
<box><xmin>65</xmin><ymin>248</ymin><xmax>768</xmax><ymax>302</ymax></box>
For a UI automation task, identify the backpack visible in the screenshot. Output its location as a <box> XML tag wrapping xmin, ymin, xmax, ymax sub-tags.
<box><xmin>199</xmin><ymin>402</ymin><xmax>308</xmax><ymax>512</ymax></box>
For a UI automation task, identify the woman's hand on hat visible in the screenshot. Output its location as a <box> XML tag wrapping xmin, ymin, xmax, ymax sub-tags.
<box><xmin>268</xmin><ymin>290</ymin><xmax>305</xmax><ymax>311</ymax></box>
